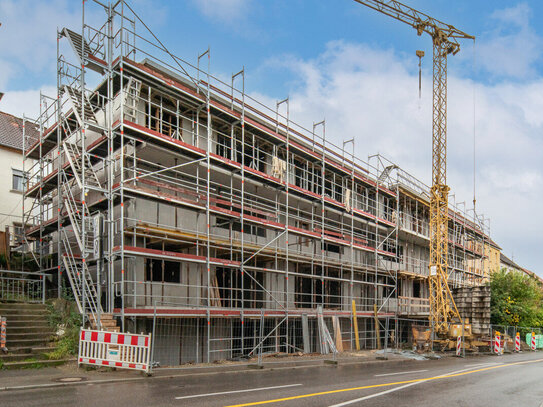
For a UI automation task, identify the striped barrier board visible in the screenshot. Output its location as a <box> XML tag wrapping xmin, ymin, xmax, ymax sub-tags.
<box><xmin>456</xmin><ymin>336</ymin><xmax>462</xmax><ymax>357</ymax></box>
<box><xmin>515</xmin><ymin>332</ymin><xmax>521</xmax><ymax>352</ymax></box>
<box><xmin>78</xmin><ymin>328</ymin><xmax>152</xmax><ymax>373</ymax></box>
<box><xmin>531</xmin><ymin>332</ymin><xmax>537</xmax><ymax>351</ymax></box>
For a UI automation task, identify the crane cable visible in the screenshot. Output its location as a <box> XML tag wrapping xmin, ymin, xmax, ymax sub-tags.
<box><xmin>472</xmin><ymin>39</ymin><xmax>477</xmax><ymax>215</ymax></box>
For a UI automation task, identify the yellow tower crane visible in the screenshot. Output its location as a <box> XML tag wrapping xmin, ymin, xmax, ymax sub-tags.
<box><xmin>354</xmin><ymin>0</ymin><xmax>475</xmax><ymax>335</ymax></box>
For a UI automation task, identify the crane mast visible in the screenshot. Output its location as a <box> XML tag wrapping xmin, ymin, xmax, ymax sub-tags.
<box><xmin>353</xmin><ymin>0</ymin><xmax>475</xmax><ymax>334</ymax></box>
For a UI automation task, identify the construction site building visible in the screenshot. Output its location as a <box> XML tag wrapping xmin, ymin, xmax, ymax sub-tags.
<box><xmin>22</xmin><ymin>1</ymin><xmax>490</xmax><ymax>365</ymax></box>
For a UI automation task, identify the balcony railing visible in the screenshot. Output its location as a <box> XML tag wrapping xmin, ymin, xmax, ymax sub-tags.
<box><xmin>398</xmin><ymin>296</ymin><xmax>429</xmax><ymax>316</ymax></box>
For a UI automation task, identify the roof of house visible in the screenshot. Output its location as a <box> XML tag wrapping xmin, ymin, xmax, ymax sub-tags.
<box><xmin>522</xmin><ymin>268</ymin><xmax>543</xmax><ymax>284</ymax></box>
<box><xmin>499</xmin><ymin>253</ymin><xmax>542</xmax><ymax>282</ymax></box>
<box><xmin>0</xmin><ymin>111</ymin><xmax>39</xmax><ymax>151</ymax></box>
<box><xmin>487</xmin><ymin>238</ymin><xmax>501</xmax><ymax>250</ymax></box>
<box><xmin>500</xmin><ymin>253</ymin><xmax>522</xmax><ymax>270</ymax></box>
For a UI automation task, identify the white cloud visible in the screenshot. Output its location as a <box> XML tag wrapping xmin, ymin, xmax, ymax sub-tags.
<box><xmin>483</xmin><ymin>167</ymin><xmax>542</xmax><ymax>193</ymax></box>
<box><xmin>192</xmin><ymin>0</ymin><xmax>252</xmax><ymax>24</ymax></box>
<box><xmin>476</xmin><ymin>3</ymin><xmax>542</xmax><ymax>79</ymax></box>
<box><xmin>255</xmin><ymin>40</ymin><xmax>543</xmax><ymax>274</ymax></box>
<box><xmin>256</xmin><ymin>41</ymin><xmax>432</xmax><ymax>179</ymax></box>
<box><xmin>491</xmin><ymin>2</ymin><xmax>531</xmax><ymax>25</ymax></box>
<box><xmin>0</xmin><ymin>86</ymin><xmax>57</xmax><ymax>120</ymax></box>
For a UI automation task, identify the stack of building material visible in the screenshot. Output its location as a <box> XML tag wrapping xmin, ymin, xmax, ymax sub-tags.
<box><xmin>452</xmin><ymin>285</ymin><xmax>491</xmax><ymax>336</ymax></box>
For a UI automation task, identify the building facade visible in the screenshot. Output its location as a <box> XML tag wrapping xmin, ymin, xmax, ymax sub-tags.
<box><xmin>483</xmin><ymin>240</ymin><xmax>501</xmax><ymax>280</ymax></box>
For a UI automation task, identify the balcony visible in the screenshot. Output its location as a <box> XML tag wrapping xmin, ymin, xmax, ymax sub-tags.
<box><xmin>398</xmin><ymin>296</ymin><xmax>429</xmax><ymax>316</ymax></box>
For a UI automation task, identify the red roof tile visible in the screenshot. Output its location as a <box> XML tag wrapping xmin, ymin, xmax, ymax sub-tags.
<box><xmin>0</xmin><ymin>111</ymin><xmax>39</xmax><ymax>151</ymax></box>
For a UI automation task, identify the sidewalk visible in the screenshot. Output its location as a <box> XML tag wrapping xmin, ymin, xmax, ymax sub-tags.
<box><xmin>0</xmin><ymin>362</ymin><xmax>141</xmax><ymax>391</ymax></box>
<box><xmin>0</xmin><ymin>350</ymin><xmax>444</xmax><ymax>392</ymax></box>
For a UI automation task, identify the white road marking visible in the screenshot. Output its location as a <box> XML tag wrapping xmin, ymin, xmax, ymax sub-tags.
<box><xmin>374</xmin><ymin>369</ymin><xmax>428</xmax><ymax>377</ymax></box>
<box><xmin>328</xmin><ymin>367</ymin><xmax>476</xmax><ymax>406</ymax></box>
<box><xmin>174</xmin><ymin>383</ymin><xmax>302</xmax><ymax>400</ymax></box>
<box><xmin>328</xmin><ymin>381</ymin><xmax>422</xmax><ymax>406</ymax></box>
<box><xmin>464</xmin><ymin>362</ymin><xmax>503</xmax><ymax>368</ymax></box>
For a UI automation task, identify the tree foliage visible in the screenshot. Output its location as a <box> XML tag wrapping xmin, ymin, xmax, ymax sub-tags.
<box><xmin>490</xmin><ymin>268</ymin><xmax>543</xmax><ymax>328</ymax></box>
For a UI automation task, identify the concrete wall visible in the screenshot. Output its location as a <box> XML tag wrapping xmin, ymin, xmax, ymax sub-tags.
<box><xmin>129</xmin><ymin>257</ymin><xmax>204</xmax><ymax>308</ymax></box>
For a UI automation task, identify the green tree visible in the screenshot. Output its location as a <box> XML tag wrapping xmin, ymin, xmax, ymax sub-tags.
<box><xmin>490</xmin><ymin>268</ymin><xmax>543</xmax><ymax>327</ymax></box>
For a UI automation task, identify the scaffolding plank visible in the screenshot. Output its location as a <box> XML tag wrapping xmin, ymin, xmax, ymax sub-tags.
<box><xmin>301</xmin><ymin>314</ymin><xmax>310</xmax><ymax>353</ymax></box>
<box><xmin>61</xmin><ymin>28</ymin><xmax>105</xmax><ymax>74</ymax></box>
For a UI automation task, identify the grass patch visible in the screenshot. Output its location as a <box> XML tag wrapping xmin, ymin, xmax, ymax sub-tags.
<box><xmin>46</xmin><ymin>327</ymin><xmax>80</xmax><ymax>360</ymax></box>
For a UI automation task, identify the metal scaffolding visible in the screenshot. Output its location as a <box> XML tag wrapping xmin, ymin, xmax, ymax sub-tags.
<box><xmin>22</xmin><ymin>0</ymin><xmax>490</xmax><ymax>365</ymax></box>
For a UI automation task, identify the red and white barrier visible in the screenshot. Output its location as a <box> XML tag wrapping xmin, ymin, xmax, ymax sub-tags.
<box><xmin>531</xmin><ymin>332</ymin><xmax>537</xmax><ymax>351</ymax></box>
<box><xmin>0</xmin><ymin>317</ymin><xmax>6</xmax><ymax>351</ymax></box>
<box><xmin>494</xmin><ymin>332</ymin><xmax>501</xmax><ymax>355</ymax></box>
<box><xmin>78</xmin><ymin>328</ymin><xmax>152</xmax><ymax>373</ymax></box>
<box><xmin>456</xmin><ymin>336</ymin><xmax>462</xmax><ymax>357</ymax></box>
<box><xmin>515</xmin><ymin>332</ymin><xmax>521</xmax><ymax>352</ymax></box>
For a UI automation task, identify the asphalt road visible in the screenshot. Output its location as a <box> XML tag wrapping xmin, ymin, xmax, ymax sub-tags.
<box><xmin>3</xmin><ymin>352</ymin><xmax>543</xmax><ymax>407</ymax></box>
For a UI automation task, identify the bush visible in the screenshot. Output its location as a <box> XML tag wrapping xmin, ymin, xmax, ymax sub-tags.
<box><xmin>490</xmin><ymin>269</ymin><xmax>543</xmax><ymax>328</ymax></box>
<box><xmin>45</xmin><ymin>299</ymin><xmax>82</xmax><ymax>360</ymax></box>
<box><xmin>8</xmin><ymin>253</ymin><xmax>39</xmax><ymax>272</ymax></box>
<box><xmin>46</xmin><ymin>299</ymin><xmax>81</xmax><ymax>329</ymax></box>
<box><xmin>0</xmin><ymin>253</ymin><xmax>8</xmax><ymax>268</ymax></box>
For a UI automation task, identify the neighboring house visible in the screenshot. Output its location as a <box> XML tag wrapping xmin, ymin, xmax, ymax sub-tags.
<box><xmin>499</xmin><ymin>253</ymin><xmax>542</xmax><ymax>283</ymax></box>
<box><xmin>0</xmin><ymin>111</ymin><xmax>38</xmax><ymax>253</ymax></box>
<box><xmin>483</xmin><ymin>239</ymin><xmax>501</xmax><ymax>280</ymax></box>
<box><xmin>500</xmin><ymin>253</ymin><xmax>524</xmax><ymax>274</ymax></box>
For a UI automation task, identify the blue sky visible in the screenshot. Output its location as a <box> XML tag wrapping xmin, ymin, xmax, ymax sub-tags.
<box><xmin>1</xmin><ymin>0</ymin><xmax>542</xmax><ymax>274</ymax></box>
<box><xmin>4</xmin><ymin>1</ymin><xmax>543</xmax><ymax>97</ymax></box>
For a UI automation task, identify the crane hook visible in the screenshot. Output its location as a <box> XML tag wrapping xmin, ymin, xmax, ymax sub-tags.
<box><xmin>416</xmin><ymin>50</ymin><xmax>425</xmax><ymax>99</ymax></box>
